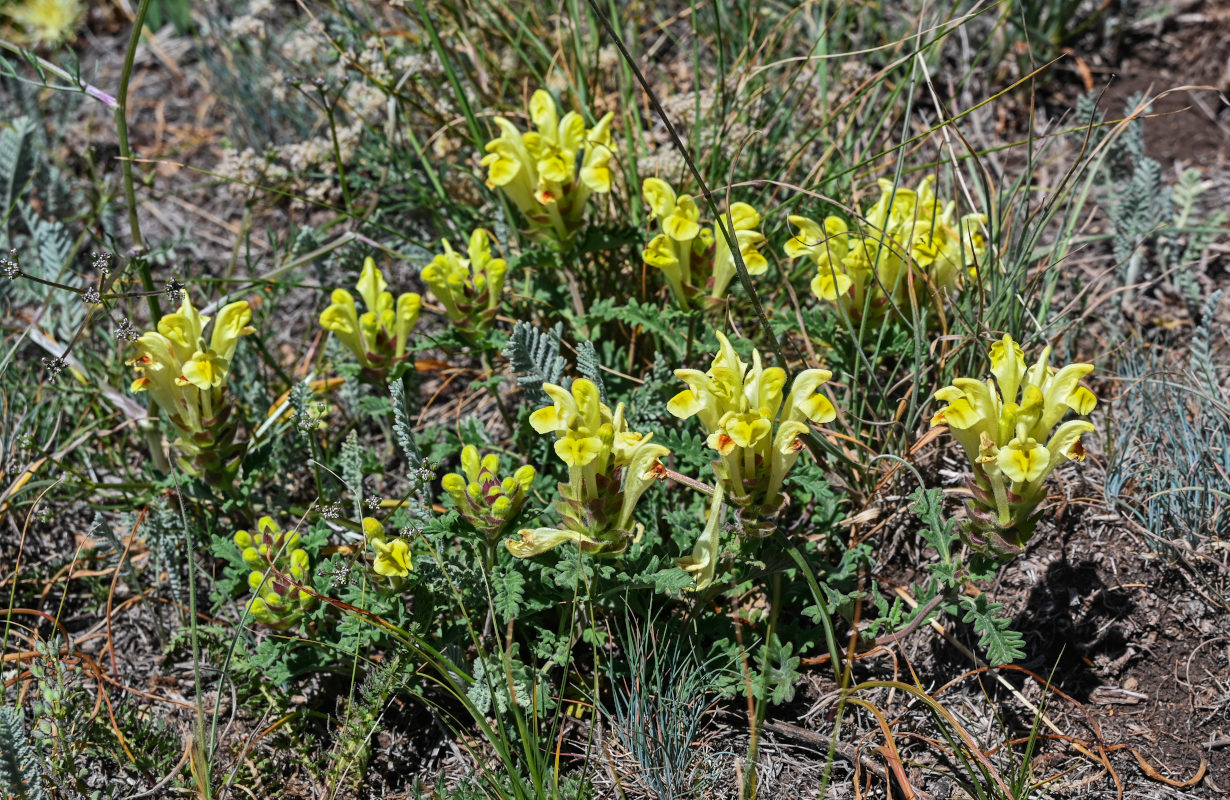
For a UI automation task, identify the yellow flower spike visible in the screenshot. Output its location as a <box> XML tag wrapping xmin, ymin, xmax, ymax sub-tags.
<box><xmin>997</xmin><ymin>438</ymin><xmax>1050</xmax><ymax>484</ymax></box>
<box><xmin>372</xmin><ymin>537</ymin><xmax>412</xmax><ymax>578</ymax></box>
<box><xmin>933</xmin><ymin>334</ymin><xmax>1099</xmax><ymax>555</ymax></box>
<box><xmin>673</xmin><ymin>331</ymin><xmax>832</xmax><ymax>522</ymax></box>
<box><xmin>522</xmin><ymin>378</ymin><xmax>669</xmax><ymax>554</ymax></box>
<box><xmin>483</xmin><ymin>91</ymin><xmax>617</xmax><ymax>245</ymax></box>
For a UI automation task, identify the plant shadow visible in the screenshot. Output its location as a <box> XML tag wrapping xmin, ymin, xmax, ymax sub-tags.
<box><xmin>1010</xmin><ymin>557</ymin><xmax>1137</xmax><ymax>702</ymax></box>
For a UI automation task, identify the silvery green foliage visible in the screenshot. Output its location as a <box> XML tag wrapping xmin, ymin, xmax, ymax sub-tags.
<box><xmin>340</xmin><ymin>430</ymin><xmax>365</xmax><ymax>521</ymax></box>
<box><xmin>503</xmin><ymin>321</ymin><xmax>566</xmax><ymax>403</ymax></box>
<box><xmin>0</xmin><ymin>117</ymin><xmax>37</xmax><ymax>246</ymax></box>
<box><xmin>144</xmin><ymin>498</ymin><xmax>188</xmax><ymax>605</ymax></box>
<box><xmin>575</xmin><ymin>338</ymin><xmax>607</xmax><ymax>404</ymax></box>
<box><xmin>0</xmin><ymin>705</ymin><xmax>46</xmax><ymax>800</ymax></box>
<box><xmin>389</xmin><ymin>378</ymin><xmax>421</xmax><ymax>463</ymax></box>
<box><xmin>1079</xmin><ymin>92</ymin><xmax>1224</xmax><ymax>311</ymax></box>
<box><xmin>1107</xmin><ymin>298</ymin><xmax>1229</xmax><ymax>553</ymax></box>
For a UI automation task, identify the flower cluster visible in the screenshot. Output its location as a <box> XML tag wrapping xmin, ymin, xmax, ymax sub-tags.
<box><xmin>481</xmin><ymin>89</ymin><xmax>615</xmax><ymax>248</ymax></box>
<box><xmin>442</xmin><ymin>445</ymin><xmax>535</xmax><ymax>541</ymax></box>
<box><xmin>785</xmin><ymin>176</ymin><xmax>987</xmax><ymax>322</ymax></box>
<box><xmin>668</xmin><ymin>332</ymin><xmax>837</xmax><ymax>534</ymax></box>
<box><xmin>320</xmin><ymin>258</ymin><xmax>421</xmax><ymax>382</ymax></box>
<box><xmin>363</xmin><ymin>516</ymin><xmax>413</xmax><ymax>586</ymax></box>
<box><xmin>641</xmin><ymin>178</ymin><xmax>767</xmax><ymax>310</ymax></box>
<box><xmin>931</xmin><ymin>334</ymin><xmax>1097</xmax><ymax>557</ymax></box>
<box><xmin>507</xmin><ymin>379</ymin><xmax>669</xmax><ymax>558</ymax></box>
<box><xmin>128</xmin><ymin>294</ymin><xmax>256</xmax><ymax>483</ymax></box>
<box><xmin>2</xmin><ymin>0</ymin><xmax>83</xmax><ymax>46</ymax></box>
<box><xmin>420</xmin><ymin>229</ymin><xmax>507</xmax><ymax>343</ymax></box>
<box><xmin>234</xmin><ymin>517</ymin><xmax>315</xmax><ymax>629</ymax></box>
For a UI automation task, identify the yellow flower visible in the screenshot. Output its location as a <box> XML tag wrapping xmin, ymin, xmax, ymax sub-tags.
<box><xmin>509</xmin><ymin>379</ymin><xmax>669</xmax><ymax>558</ymax></box>
<box><xmin>421</xmin><ymin>229</ymin><xmax>506</xmax><ymax>341</ymax></box>
<box><xmin>372</xmin><ymin>537</ymin><xmax>413</xmax><ymax>578</ymax></box>
<box><xmin>670</xmin><ymin>331</ymin><xmax>836</xmax><ymax>522</ymax></box>
<box><xmin>320</xmin><ymin>259</ymin><xmax>419</xmax><ymax>378</ymax></box>
<box><xmin>128</xmin><ymin>294</ymin><xmax>255</xmax><ymax>481</ymax></box>
<box><xmin>787</xmin><ymin>177</ymin><xmax>987</xmax><ymax>322</ymax></box>
<box><xmin>931</xmin><ymin>333</ymin><xmax>1098</xmax><ymax>553</ymax></box>
<box><xmin>6</xmin><ymin>0</ymin><xmax>83</xmax><ymax>45</ymax></box>
<box><xmin>481</xmin><ymin>89</ymin><xmax>617</xmax><ymax>246</ymax></box>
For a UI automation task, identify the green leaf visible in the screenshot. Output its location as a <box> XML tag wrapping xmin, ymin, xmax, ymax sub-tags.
<box><xmin>492</xmin><ymin>567</ymin><xmax>525</xmax><ymax>622</ymax></box>
<box><xmin>757</xmin><ymin>636</ymin><xmax>801</xmax><ymax>705</ymax></box>
<box><xmin>961</xmin><ymin>594</ymin><xmax>1026</xmax><ymax>664</ymax></box>
<box><xmin>651</xmin><ymin>566</ymin><xmax>694</xmax><ymax>594</ymax></box>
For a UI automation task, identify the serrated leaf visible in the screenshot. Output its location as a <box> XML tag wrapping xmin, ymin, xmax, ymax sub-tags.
<box><xmin>961</xmin><ymin>594</ymin><xmax>1025</xmax><ymax>664</ymax></box>
<box><xmin>503</xmin><ymin>321</ymin><xmax>567</xmax><ymax>403</ymax></box>
<box><xmin>493</xmin><ymin>567</ymin><xmax>525</xmax><ymax>622</ymax></box>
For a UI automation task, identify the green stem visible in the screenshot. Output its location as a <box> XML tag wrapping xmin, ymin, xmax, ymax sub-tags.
<box><xmin>115</xmin><ymin>0</ymin><xmax>160</xmax><ymax>322</ymax></box>
<box><xmin>743</xmin><ymin>571</ymin><xmax>781</xmax><ymax>800</ymax></box>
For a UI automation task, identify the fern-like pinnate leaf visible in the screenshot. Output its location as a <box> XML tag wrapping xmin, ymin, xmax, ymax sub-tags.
<box><xmin>389</xmin><ymin>379</ymin><xmax>422</xmax><ymax>464</ymax></box>
<box><xmin>0</xmin><ymin>705</ymin><xmax>46</xmax><ymax>800</ymax></box>
<box><xmin>503</xmin><ymin>321</ymin><xmax>566</xmax><ymax>402</ymax></box>
<box><xmin>576</xmin><ymin>339</ymin><xmax>607</xmax><ymax>404</ymax></box>
<box><xmin>1189</xmin><ymin>290</ymin><xmax>1223</xmax><ymax>396</ymax></box>
<box><xmin>0</xmin><ymin>117</ymin><xmax>36</xmax><ymax>227</ymax></box>
<box><xmin>962</xmin><ymin>595</ymin><xmax>1026</xmax><ymax>664</ymax></box>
